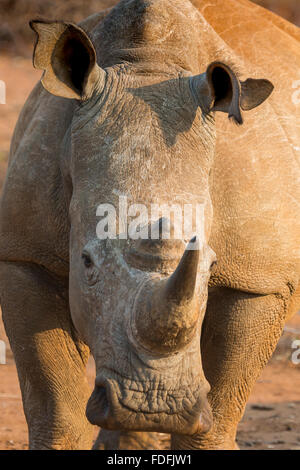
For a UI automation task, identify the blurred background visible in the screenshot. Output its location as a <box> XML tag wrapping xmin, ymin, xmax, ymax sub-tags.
<box><xmin>255</xmin><ymin>0</ymin><xmax>300</xmax><ymax>24</ymax></box>
<box><xmin>0</xmin><ymin>0</ymin><xmax>299</xmax><ymax>451</ymax></box>
<box><xmin>0</xmin><ymin>0</ymin><xmax>299</xmax><ymax>56</ymax></box>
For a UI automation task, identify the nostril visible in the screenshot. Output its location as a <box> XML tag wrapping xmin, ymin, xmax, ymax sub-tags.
<box><xmin>95</xmin><ymin>385</ymin><xmax>110</xmax><ymax>417</ymax></box>
<box><xmin>86</xmin><ymin>382</ymin><xmax>111</xmax><ymax>426</ymax></box>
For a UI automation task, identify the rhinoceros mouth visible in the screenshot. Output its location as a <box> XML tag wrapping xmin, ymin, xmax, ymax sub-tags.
<box><xmin>86</xmin><ymin>372</ymin><xmax>213</xmax><ymax>435</ymax></box>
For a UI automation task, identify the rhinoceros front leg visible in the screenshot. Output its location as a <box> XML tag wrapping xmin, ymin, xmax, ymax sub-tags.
<box><xmin>0</xmin><ymin>261</ymin><xmax>94</xmax><ymax>450</ymax></box>
<box><xmin>172</xmin><ymin>287</ymin><xmax>292</xmax><ymax>450</ymax></box>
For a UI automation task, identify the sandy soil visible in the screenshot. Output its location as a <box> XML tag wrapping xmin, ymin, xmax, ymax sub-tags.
<box><xmin>0</xmin><ymin>54</ymin><xmax>299</xmax><ymax>451</ymax></box>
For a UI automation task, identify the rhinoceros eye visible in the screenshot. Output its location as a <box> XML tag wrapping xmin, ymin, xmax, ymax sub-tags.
<box><xmin>82</xmin><ymin>253</ymin><xmax>93</xmax><ymax>268</ymax></box>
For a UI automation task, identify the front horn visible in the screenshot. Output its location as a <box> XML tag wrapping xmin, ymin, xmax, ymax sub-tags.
<box><xmin>132</xmin><ymin>237</ymin><xmax>204</xmax><ymax>355</ymax></box>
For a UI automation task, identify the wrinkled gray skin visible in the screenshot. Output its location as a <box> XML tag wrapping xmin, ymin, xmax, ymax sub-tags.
<box><xmin>0</xmin><ymin>0</ymin><xmax>299</xmax><ymax>450</ymax></box>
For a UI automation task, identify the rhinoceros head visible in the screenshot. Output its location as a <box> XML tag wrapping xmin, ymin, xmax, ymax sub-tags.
<box><xmin>30</xmin><ymin>0</ymin><xmax>273</xmax><ymax>435</ymax></box>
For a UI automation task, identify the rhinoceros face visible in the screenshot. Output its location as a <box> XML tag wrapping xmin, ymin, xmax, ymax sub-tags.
<box><xmin>30</xmin><ymin>0</ymin><xmax>273</xmax><ymax>435</ymax></box>
<box><xmin>65</xmin><ymin>65</ymin><xmax>217</xmax><ymax>434</ymax></box>
<box><xmin>70</xmin><ymin>234</ymin><xmax>215</xmax><ymax>435</ymax></box>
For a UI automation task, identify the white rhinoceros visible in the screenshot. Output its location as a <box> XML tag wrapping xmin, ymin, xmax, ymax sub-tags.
<box><xmin>0</xmin><ymin>0</ymin><xmax>299</xmax><ymax>450</ymax></box>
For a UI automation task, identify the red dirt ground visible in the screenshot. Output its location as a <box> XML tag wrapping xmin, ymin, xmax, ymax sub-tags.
<box><xmin>0</xmin><ymin>54</ymin><xmax>299</xmax><ymax>451</ymax></box>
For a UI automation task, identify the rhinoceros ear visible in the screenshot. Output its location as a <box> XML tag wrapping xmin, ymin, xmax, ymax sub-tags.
<box><xmin>30</xmin><ymin>20</ymin><xmax>105</xmax><ymax>100</ymax></box>
<box><xmin>191</xmin><ymin>62</ymin><xmax>274</xmax><ymax>125</ymax></box>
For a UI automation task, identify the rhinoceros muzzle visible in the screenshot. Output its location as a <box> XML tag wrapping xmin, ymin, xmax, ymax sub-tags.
<box><xmin>86</xmin><ymin>371</ymin><xmax>213</xmax><ymax>435</ymax></box>
<box><xmin>86</xmin><ymin>237</ymin><xmax>213</xmax><ymax>435</ymax></box>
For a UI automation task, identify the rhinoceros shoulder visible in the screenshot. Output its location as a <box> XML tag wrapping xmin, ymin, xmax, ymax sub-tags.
<box><xmin>198</xmin><ymin>0</ymin><xmax>300</xmax><ymax>293</ymax></box>
<box><xmin>0</xmin><ymin>8</ymin><xmax>115</xmax><ymax>275</ymax></box>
